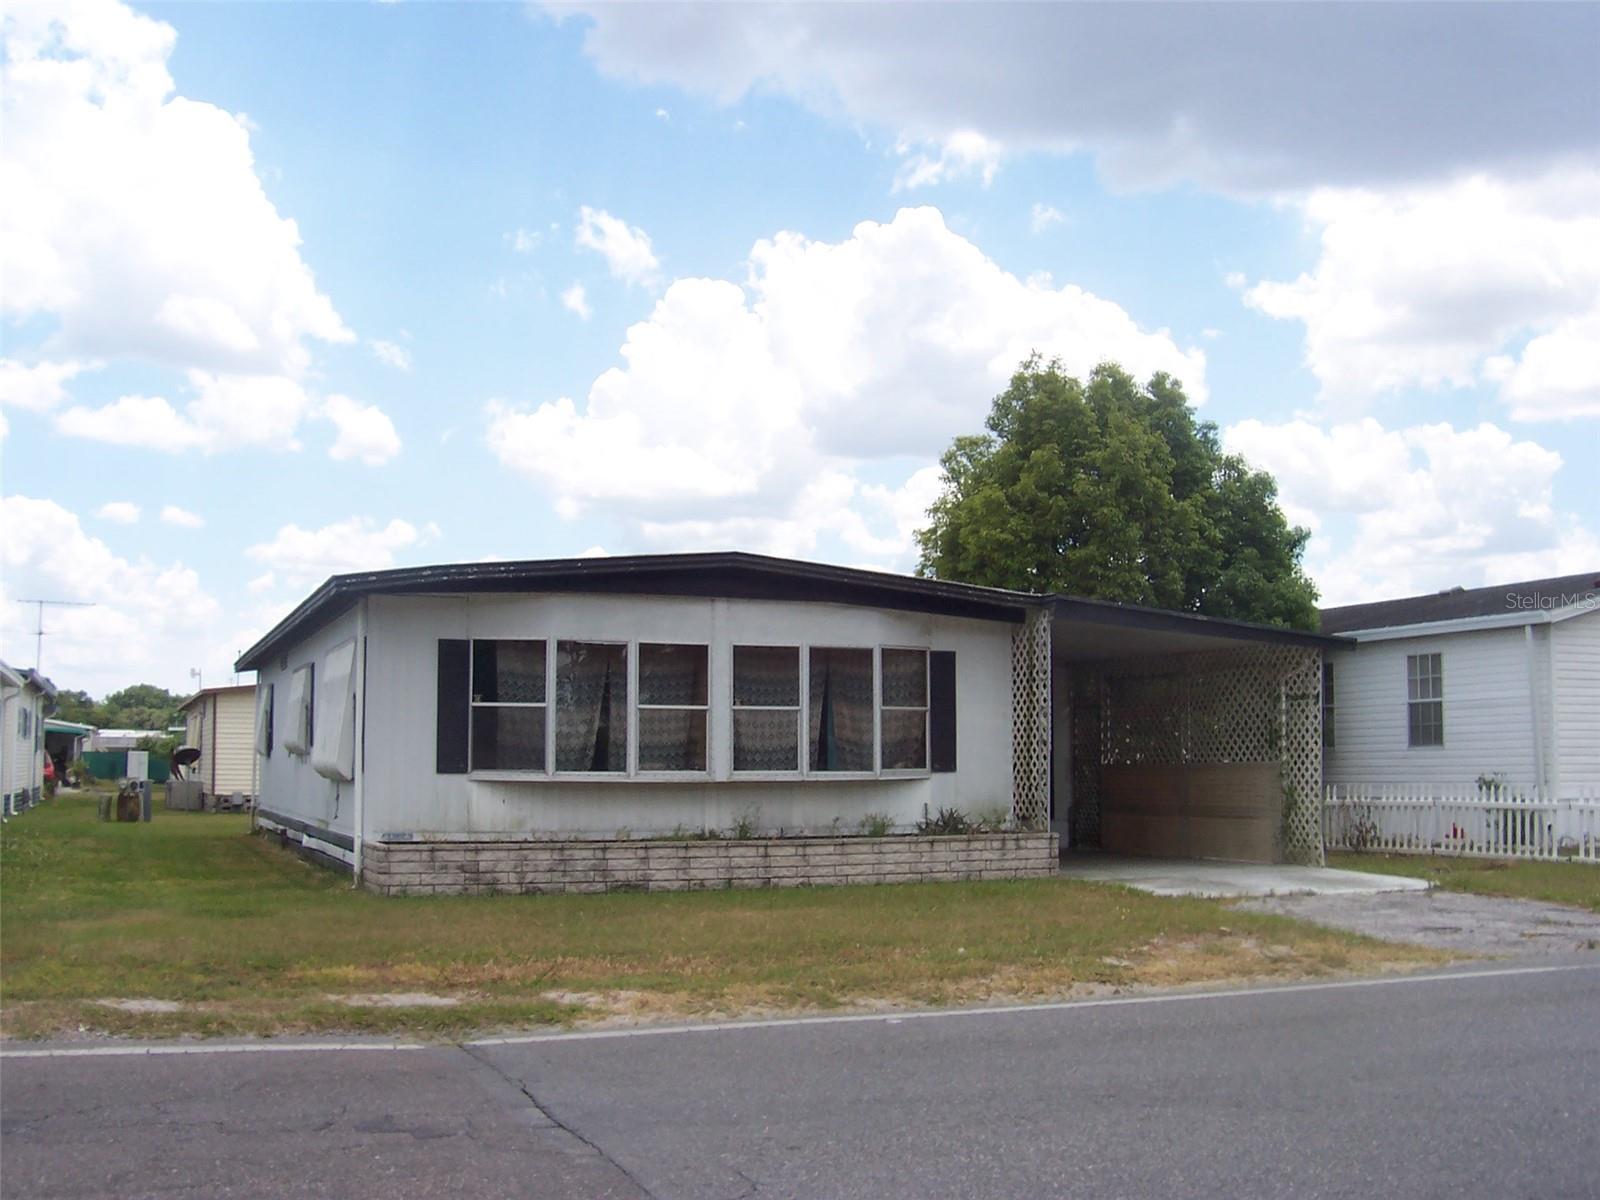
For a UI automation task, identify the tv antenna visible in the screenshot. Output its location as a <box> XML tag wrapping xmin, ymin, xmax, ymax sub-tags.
<box><xmin>13</xmin><ymin>598</ymin><xmax>95</xmax><ymax>673</ymax></box>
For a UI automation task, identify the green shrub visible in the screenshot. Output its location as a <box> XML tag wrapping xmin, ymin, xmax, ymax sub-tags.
<box><xmin>857</xmin><ymin>812</ymin><xmax>895</xmax><ymax>838</ymax></box>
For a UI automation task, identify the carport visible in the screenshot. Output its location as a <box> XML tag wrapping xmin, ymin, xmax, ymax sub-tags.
<box><xmin>1008</xmin><ymin>599</ymin><xmax>1343</xmax><ymax>866</ymax></box>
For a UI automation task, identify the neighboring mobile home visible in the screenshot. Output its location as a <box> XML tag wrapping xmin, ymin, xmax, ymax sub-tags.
<box><xmin>177</xmin><ymin>684</ymin><xmax>259</xmax><ymax>805</ymax></box>
<box><xmin>1321</xmin><ymin>571</ymin><xmax>1600</xmax><ymax>798</ymax></box>
<box><xmin>1</xmin><ymin>660</ymin><xmax>56</xmax><ymax>817</ymax></box>
<box><xmin>236</xmin><ymin>553</ymin><xmax>1340</xmax><ymax>892</ymax></box>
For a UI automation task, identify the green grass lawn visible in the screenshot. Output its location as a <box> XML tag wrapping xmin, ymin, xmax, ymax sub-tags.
<box><xmin>1</xmin><ymin>795</ymin><xmax>1438</xmax><ymax>1040</ymax></box>
<box><xmin>1332</xmin><ymin>851</ymin><xmax>1600</xmax><ymax>912</ymax></box>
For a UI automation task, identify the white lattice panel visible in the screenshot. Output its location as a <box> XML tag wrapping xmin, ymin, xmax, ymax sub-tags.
<box><xmin>1010</xmin><ymin>609</ymin><xmax>1052</xmax><ymax>830</ymax></box>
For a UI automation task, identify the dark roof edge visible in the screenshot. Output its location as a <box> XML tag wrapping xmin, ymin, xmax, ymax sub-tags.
<box><xmin>1050</xmin><ymin>595</ymin><xmax>1348</xmax><ymax>650</ymax></box>
<box><xmin>235</xmin><ymin>552</ymin><xmax>1036</xmax><ymax>671</ymax></box>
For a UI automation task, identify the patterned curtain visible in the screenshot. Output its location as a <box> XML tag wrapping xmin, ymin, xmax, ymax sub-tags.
<box><xmin>808</xmin><ymin>648</ymin><xmax>873</xmax><ymax>771</ymax></box>
<box><xmin>556</xmin><ymin>642</ymin><xmax>627</xmax><ymax>771</ymax></box>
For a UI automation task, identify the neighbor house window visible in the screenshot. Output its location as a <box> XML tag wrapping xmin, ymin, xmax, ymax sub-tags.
<box><xmin>555</xmin><ymin>641</ymin><xmax>627</xmax><ymax>772</ymax></box>
<box><xmin>1322</xmin><ymin>660</ymin><xmax>1335</xmax><ymax>750</ymax></box>
<box><xmin>808</xmin><ymin>647</ymin><xmax>874</xmax><ymax>772</ymax></box>
<box><xmin>880</xmin><ymin>648</ymin><xmax>929</xmax><ymax>770</ymax></box>
<box><xmin>637</xmin><ymin>643</ymin><xmax>708</xmax><ymax>772</ymax></box>
<box><xmin>472</xmin><ymin>640</ymin><xmax>547</xmax><ymax>771</ymax></box>
<box><xmin>1406</xmin><ymin>652</ymin><xmax>1443</xmax><ymax>747</ymax></box>
<box><xmin>732</xmin><ymin>646</ymin><xmax>800</xmax><ymax>772</ymax></box>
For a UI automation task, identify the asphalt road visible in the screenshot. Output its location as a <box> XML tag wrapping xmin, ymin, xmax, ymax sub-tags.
<box><xmin>4</xmin><ymin>961</ymin><xmax>1598</xmax><ymax>1200</ymax></box>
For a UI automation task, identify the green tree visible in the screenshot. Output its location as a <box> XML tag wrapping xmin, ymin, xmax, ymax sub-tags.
<box><xmin>915</xmin><ymin>357</ymin><xmax>1319</xmax><ymax>629</ymax></box>
<box><xmin>94</xmin><ymin>684</ymin><xmax>186</xmax><ymax>731</ymax></box>
<box><xmin>51</xmin><ymin>688</ymin><xmax>97</xmax><ymax>724</ymax></box>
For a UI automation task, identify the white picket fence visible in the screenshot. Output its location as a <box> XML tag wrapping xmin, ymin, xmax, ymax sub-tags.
<box><xmin>1323</xmin><ymin>784</ymin><xmax>1600</xmax><ymax>864</ymax></box>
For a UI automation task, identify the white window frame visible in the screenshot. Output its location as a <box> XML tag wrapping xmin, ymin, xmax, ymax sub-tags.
<box><xmin>804</xmin><ymin>644</ymin><xmax>880</xmax><ymax>780</ymax></box>
<box><xmin>879</xmin><ymin>646</ymin><xmax>931</xmax><ymax>776</ymax></box>
<box><xmin>1406</xmin><ymin>652</ymin><xmax>1444</xmax><ymax>748</ymax></box>
<box><xmin>730</xmin><ymin>644</ymin><xmax>804</xmax><ymax>779</ymax></box>
<box><xmin>469</xmin><ymin>638</ymin><xmax>549</xmax><ymax>774</ymax></box>
<box><xmin>635</xmin><ymin>641</ymin><xmax>712</xmax><ymax>778</ymax></box>
<box><xmin>551</xmin><ymin>639</ymin><xmax>630</xmax><ymax>778</ymax></box>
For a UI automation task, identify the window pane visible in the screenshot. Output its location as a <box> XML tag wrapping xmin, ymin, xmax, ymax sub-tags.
<box><xmin>733</xmin><ymin>710</ymin><xmax>799</xmax><ymax>772</ymax></box>
<box><xmin>473</xmin><ymin>639</ymin><xmax>546</xmax><ymax>703</ymax></box>
<box><xmin>1408</xmin><ymin>701</ymin><xmax>1443</xmax><ymax>747</ymax></box>
<box><xmin>555</xmin><ymin>642</ymin><xmax>628</xmax><ymax>771</ymax></box>
<box><xmin>733</xmin><ymin>646</ymin><xmax>799</xmax><ymax>707</ymax></box>
<box><xmin>808</xmin><ymin>647</ymin><xmax>874</xmax><ymax>772</ymax></box>
<box><xmin>881</xmin><ymin>708</ymin><xmax>927</xmax><ymax>770</ymax></box>
<box><xmin>638</xmin><ymin>709</ymin><xmax>707</xmax><ymax>772</ymax></box>
<box><xmin>471</xmin><ymin>706</ymin><xmax>545</xmax><ymax>771</ymax></box>
<box><xmin>639</xmin><ymin>643</ymin><xmax>708</xmax><ymax>706</ymax></box>
<box><xmin>881</xmin><ymin>648</ymin><xmax>928</xmax><ymax>708</ymax></box>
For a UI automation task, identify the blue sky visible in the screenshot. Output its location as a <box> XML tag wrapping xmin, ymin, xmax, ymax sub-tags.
<box><xmin>2</xmin><ymin>1</ymin><xmax>1597</xmax><ymax>695</ymax></box>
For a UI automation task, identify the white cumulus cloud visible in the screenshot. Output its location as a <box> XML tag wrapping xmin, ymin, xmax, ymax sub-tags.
<box><xmin>369</xmin><ymin>339</ymin><xmax>412</xmax><ymax>371</ymax></box>
<box><xmin>320</xmin><ymin>394</ymin><xmax>402</xmax><ymax>465</ymax></box>
<box><xmin>1029</xmin><ymin>202</ymin><xmax>1067</xmax><ymax>233</ymax></box>
<box><xmin>1</xmin><ymin>0</ymin><xmax>352</xmax><ymax>377</ymax></box>
<box><xmin>488</xmin><ymin>206</ymin><xmax>1204</xmax><ymax>565</ymax></box>
<box><xmin>0</xmin><ymin>495</ymin><xmax>225</xmax><ymax>694</ymax></box>
<box><xmin>1243</xmin><ymin>170</ymin><xmax>1600</xmax><ymax>420</ymax></box>
<box><xmin>893</xmin><ymin>130</ymin><xmax>1002</xmax><ymax>191</ymax></box>
<box><xmin>245</xmin><ymin>516</ymin><xmax>441</xmax><ymax>585</ymax></box>
<box><xmin>160</xmin><ymin>505</ymin><xmax>204</xmax><ymax>528</ymax></box>
<box><xmin>575</xmin><ymin>205</ymin><xmax>660</xmax><ymax>285</ymax></box>
<box><xmin>1224</xmin><ymin>417</ymin><xmax>1599</xmax><ymax>605</ymax></box>
<box><xmin>0</xmin><ymin>359</ymin><xmax>98</xmax><ymax>413</ymax></box>
<box><xmin>561</xmin><ymin>281</ymin><xmax>593</xmax><ymax>320</ymax></box>
<box><xmin>54</xmin><ymin>372</ymin><xmax>314</xmax><ymax>453</ymax></box>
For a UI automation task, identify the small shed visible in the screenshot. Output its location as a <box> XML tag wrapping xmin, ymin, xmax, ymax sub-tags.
<box><xmin>177</xmin><ymin>684</ymin><xmax>259</xmax><ymax>804</ymax></box>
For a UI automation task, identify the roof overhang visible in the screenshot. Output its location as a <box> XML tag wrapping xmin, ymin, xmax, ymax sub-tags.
<box><xmin>1050</xmin><ymin>596</ymin><xmax>1347</xmax><ymax>663</ymax></box>
<box><xmin>236</xmin><ymin>553</ymin><xmax>1035</xmax><ymax>671</ymax></box>
<box><xmin>1332</xmin><ymin>600</ymin><xmax>1598</xmax><ymax>643</ymax></box>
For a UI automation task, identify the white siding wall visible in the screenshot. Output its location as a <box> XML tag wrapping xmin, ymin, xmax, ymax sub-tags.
<box><xmin>359</xmin><ymin>592</ymin><xmax>1017</xmax><ymax>839</ymax></box>
<box><xmin>2</xmin><ymin>688</ymin><xmax>45</xmax><ymax>809</ymax></box>
<box><xmin>1552</xmin><ymin>610</ymin><xmax>1600</xmax><ymax>792</ymax></box>
<box><xmin>255</xmin><ymin>608</ymin><xmax>361</xmax><ymax>838</ymax></box>
<box><xmin>1324</xmin><ymin>626</ymin><xmax>1544</xmax><ymax>790</ymax></box>
<box><xmin>211</xmin><ymin>688</ymin><xmax>258</xmax><ymax>796</ymax></box>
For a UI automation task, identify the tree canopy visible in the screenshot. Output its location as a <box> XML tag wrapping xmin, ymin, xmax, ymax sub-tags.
<box><xmin>914</xmin><ymin>357</ymin><xmax>1319</xmax><ymax>630</ymax></box>
<box><xmin>51</xmin><ymin>683</ymin><xmax>186</xmax><ymax>731</ymax></box>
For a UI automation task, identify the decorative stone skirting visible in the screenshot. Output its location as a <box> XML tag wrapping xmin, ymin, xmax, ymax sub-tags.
<box><xmin>361</xmin><ymin>832</ymin><xmax>1059</xmax><ymax>896</ymax></box>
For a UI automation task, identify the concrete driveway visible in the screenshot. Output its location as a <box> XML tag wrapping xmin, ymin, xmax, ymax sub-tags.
<box><xmin>1058</xmin><ymin>853</ymin><xmax>1431</xmax><ymax>898</ymax></box>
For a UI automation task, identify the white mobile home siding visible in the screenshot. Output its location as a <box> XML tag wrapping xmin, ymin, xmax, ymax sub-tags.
<box><xmin>254</xmin><ymin>607</ymin><xmax>361</xmax><ymax>842</ymax></box>
<box><xmin>1552</xmin><ymin>609</ymin><xmax>1600</xmax><ymax>792</ymax></box>
<box><xmin>1324</xmin><ymin>626</ymin><xmax>1544</xmax><ymax>790</ymax></box>
<box><xmin>2</xmin><ymin>685</ymin><xmax>45</xmax><ymax>813</ymax></box>
<box><xmin>360</xmin><ymin>592</ymin><xmax>1016</xmax><ymax>840</ymax></box>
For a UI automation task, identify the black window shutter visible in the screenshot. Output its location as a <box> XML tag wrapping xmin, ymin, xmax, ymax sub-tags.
<box><xmin>930</xmin><ymin>650</ymin><xmax>957</xmax><ymax>773</ymax></box>
<box><xmin>436</xmin><ymin>639</ymin><xmax>470</xmax><ymax>774</ymax></box>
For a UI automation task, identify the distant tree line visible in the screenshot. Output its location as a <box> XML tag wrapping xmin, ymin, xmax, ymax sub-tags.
<box><xmin>52</xmin><ymin>683</ymin><xmax>186</xmax><ymax>732</ymax></box>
